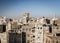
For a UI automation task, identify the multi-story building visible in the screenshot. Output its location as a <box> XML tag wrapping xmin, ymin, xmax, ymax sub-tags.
<box><xmin>0</xmin><ymin>13</ymin><xmax>60</xmax><ymax>43</ymax></box>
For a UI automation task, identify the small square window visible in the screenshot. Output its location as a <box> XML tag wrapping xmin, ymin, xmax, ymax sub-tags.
<box><xmin>40</xmin><ymin>27</ymin><xmax>42</xmax><ymax>29</ymax></box>
<box><xmin>38</xmin><ymin>37</ymin><xmax>40</xmax><ymax>38</ymax></box>
<box><xmin>32</xmin><ymin>27</ymin><xmax>35</xmax><ymax>29</ymax></box>
<box><xmin>33</xmin><ymin>35</ymin><xmax>35</xmax><ymax>38</ymax></box>
<box><xmin>38</xmin><ymin>27</ymin><xmax>39</xmax><ymax>29</ymax></box>
<box><xmin>56</xmin><ymin>41</ymin><xmax>58</xmax><ymax>43</ymax></box>
<box><xmin>39</xmin><ymin>32</ymin><xmax>42</xmax><ymax>34</ymax></box>
<box><xmin>28</xmin><ymin>34</ymin><xmax>30</xmax><ymax>37</ymax></box>
<box><xmin>32</xmin><ymin>30</ymin><xmax>35</xmax><ymax>33</ymax></box>
<box><xmin>56</xmin><ymin>33</ymin><xmax>60</xmax><ymax>36</ymax></box>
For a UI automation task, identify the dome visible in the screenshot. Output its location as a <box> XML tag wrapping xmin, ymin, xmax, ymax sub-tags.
<box><xmin>52</xmin><ymin>16</ymin><xmax>58</xmax><ymax>21</ymax></box>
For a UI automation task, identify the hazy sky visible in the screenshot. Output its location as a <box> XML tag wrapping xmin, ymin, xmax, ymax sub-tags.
<box><xmin>0</xmin><ymin>0</ymin><xmax>60</xmax><ymax>18</ymax></box>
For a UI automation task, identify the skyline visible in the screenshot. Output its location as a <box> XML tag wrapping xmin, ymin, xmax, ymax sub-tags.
<box><xmin>0</xmin><ymin>0</ymin><xmax>60</xmax><ymax>18</ymax></box>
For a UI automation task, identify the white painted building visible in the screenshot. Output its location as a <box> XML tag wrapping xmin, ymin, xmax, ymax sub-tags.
<box><xmin>35</xmin><ymin>25</ymin><xmax>43</xmax><ymax>43</ymax></box>
<box><xmin>34</xmin><ymin>18</ymin><xmax>44</xmax><ymax>43</ymax></box>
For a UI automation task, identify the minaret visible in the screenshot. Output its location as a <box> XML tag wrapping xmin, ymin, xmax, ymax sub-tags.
<box><xmin>23</xmin><ymin>12</ymin><xmax>30</xmax><ymax>24</ymax></box>
<box><xmin>52</xmin><ymin>14</ymin><xmax>58</xmax><ymax>20</ymax></box>
<box><xmin>3</xmin><ymin>16</ymin><xmax>6</xmax><ymax>23</ymax></box>
<box><xmin>51</xmin><ymin>14</ymin><xmax>58</xmax><ymax>25</ymax></box>
<box><xmin>23</xmin><ymin>13</ymin><xmax>29</xmax><ymax>17</ymax></box>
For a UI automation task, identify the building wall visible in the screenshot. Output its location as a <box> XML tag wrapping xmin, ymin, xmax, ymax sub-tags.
<box><xmin>0</xmin><ymin>14</ymin><xmax>60</xmax><ymax>43</ymax></box>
